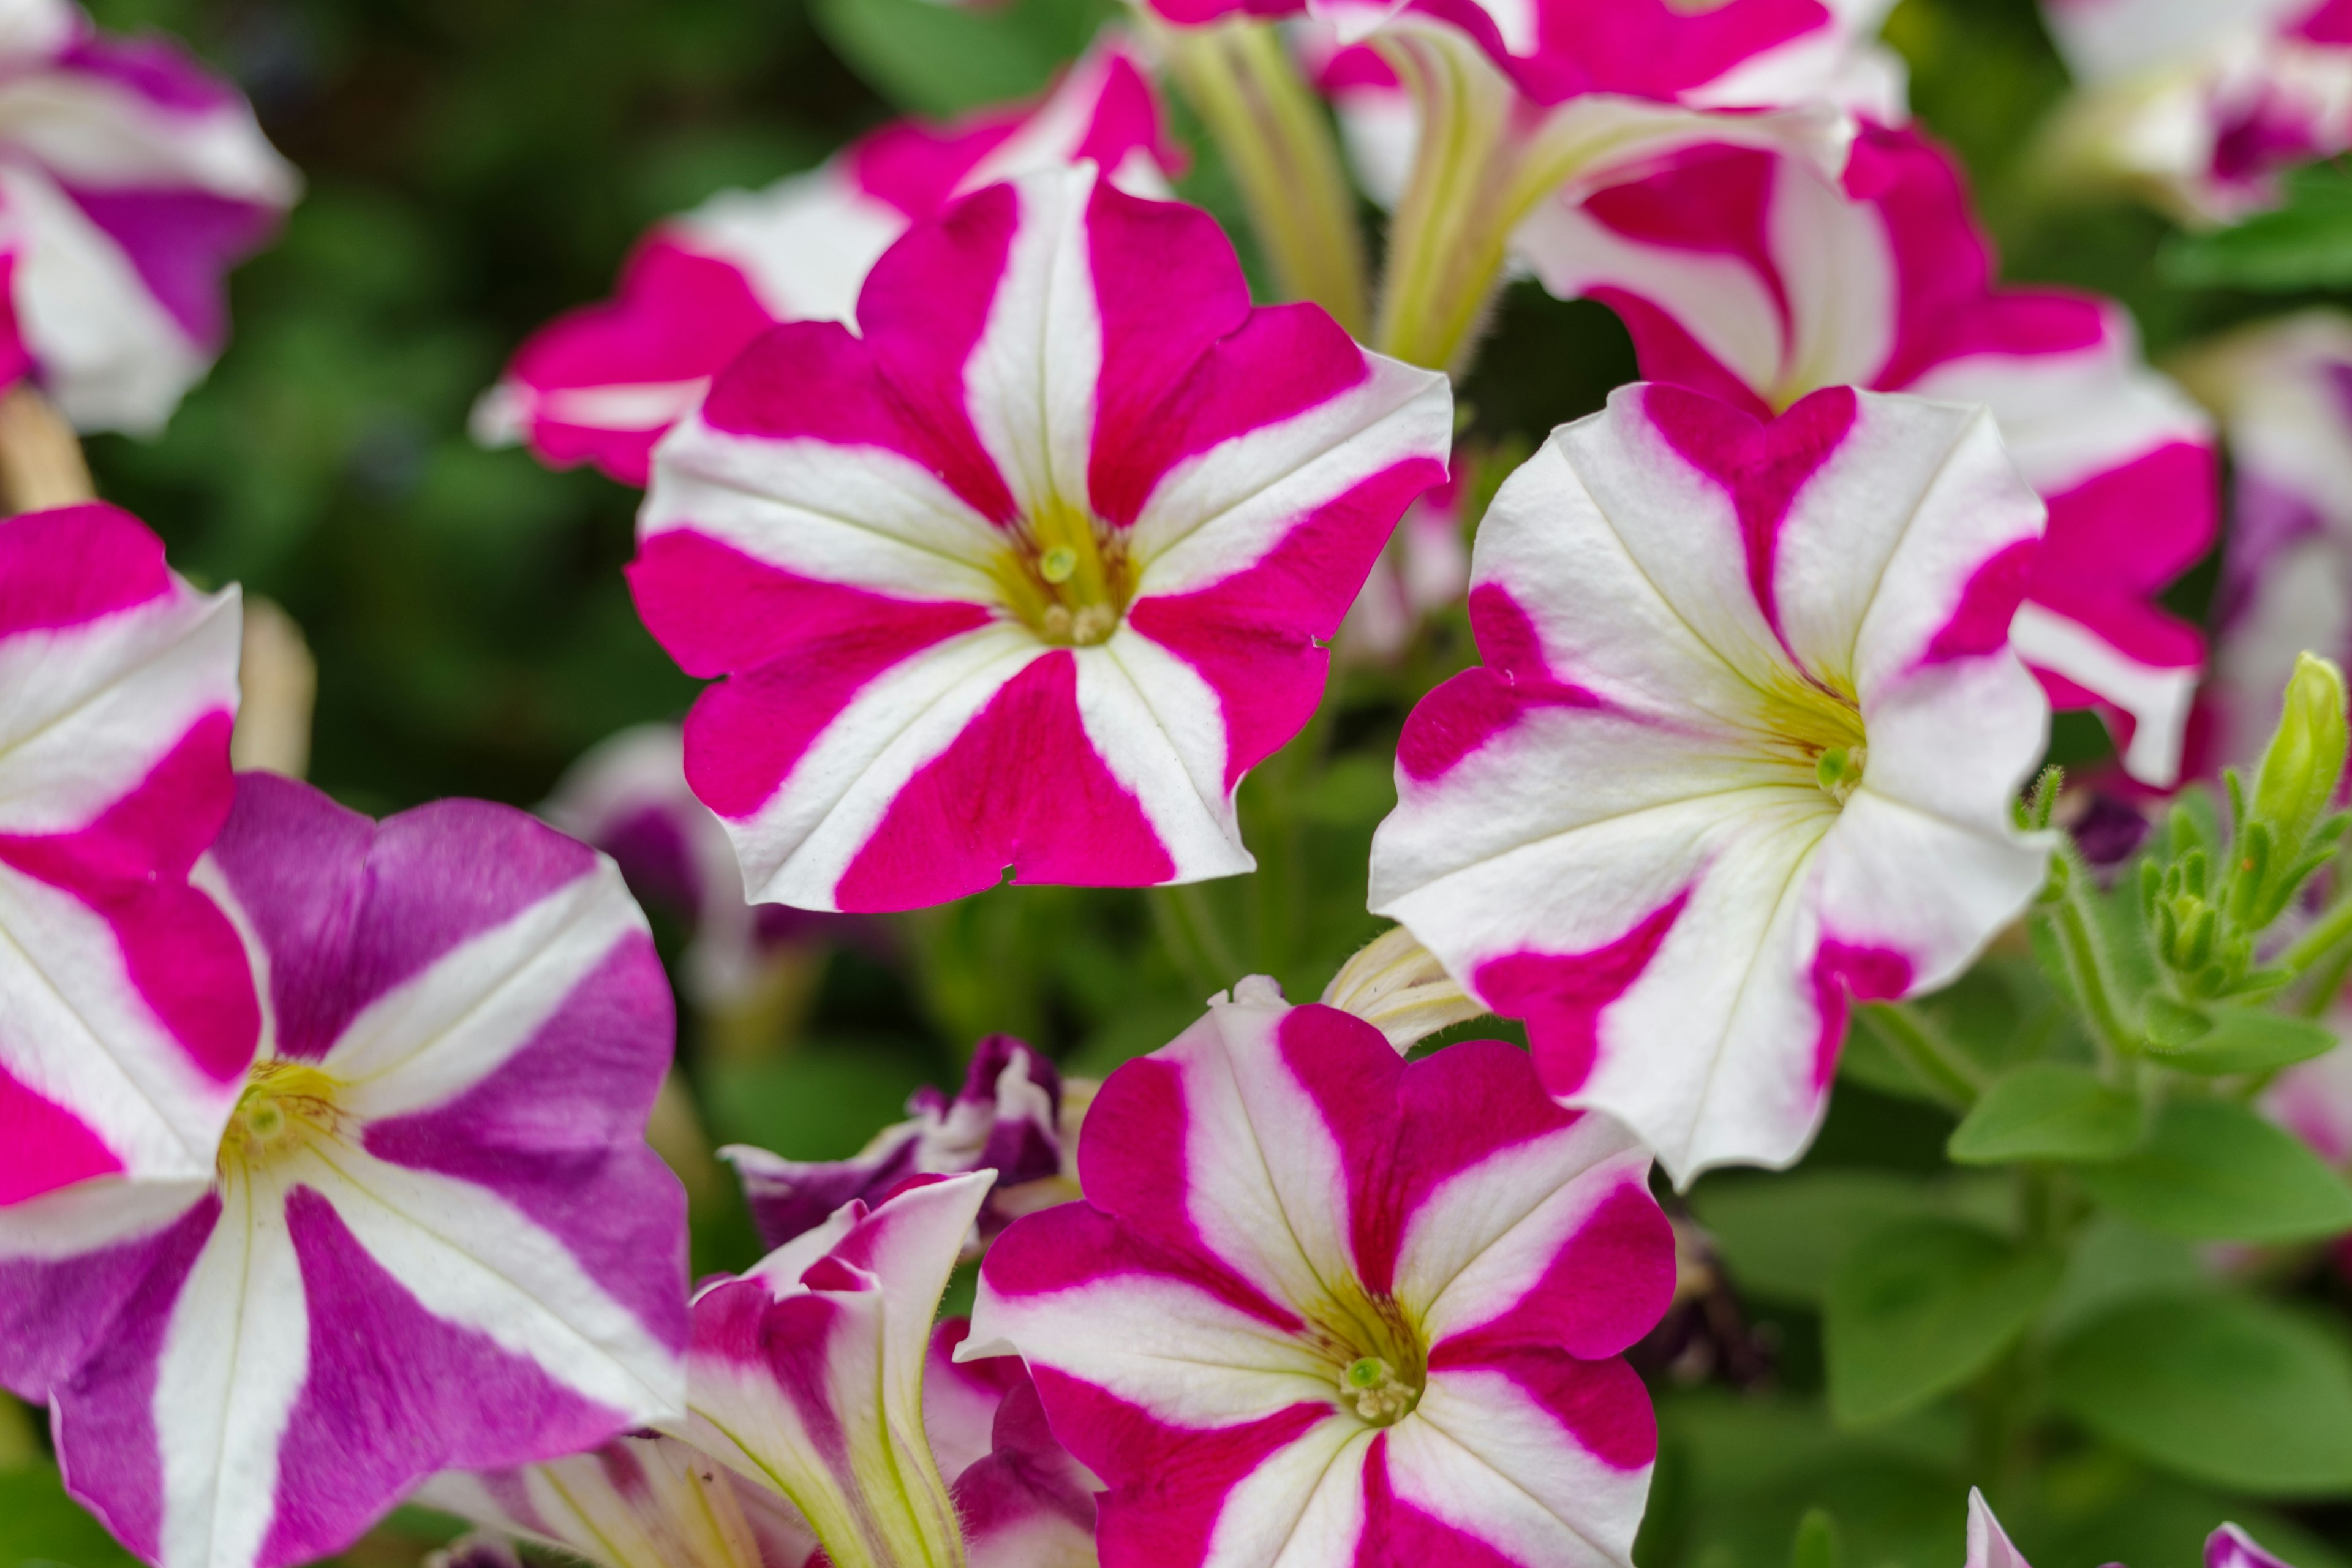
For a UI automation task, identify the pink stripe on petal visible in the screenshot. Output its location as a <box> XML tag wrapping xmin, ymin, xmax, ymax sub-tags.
<box><xmin>1808</xmin><ymin>939</ymin><xmax>1911</xmax><ymax>1090</ymax></box>
<box><xmin>833</xmin><ymin>650</ymin><xmax>1175</xmax><ymax>910</ymax></box>
<box><xmin>260</xmin><ymin>1186</ymin><xmax>632</xmax><ymax>1568</ymax></box>
<box><xmin>1425</xmin><ymin>1181</ymin><xmax>1673</xmax><ymax>1362</ymax></box>
<box><xmin>1421</xmin><ymin>1348</ymin><xmax>1657</xmax><ymax>1472</ymax></box>
<box><xmin>0</xmin><ymin>1064</ymin><xmax>120</xmax><ymax>1204</ymax></box>
<box><xmin>1395</xmin><ymin>584</ymin><xmax>1607</xmax><ymax>782</ymax></box>
<box><xmin>980</xmin><ymin>1172</ymin><xmax>1303</xmax><ymax>1333</ymax></box>
<box><xmin>1588</xmin><ymin>288</ymin><xmax>1774</xmax><ymax>420</ymax></box>
<box><xmin>854</xmin><ymin>184</ymin><xmax>1023</xmax><ymax>526</ymax></box>
<box><xmin>0</xmin><ymin>503</ymin><xmax>173</xmax><ymax>633</ymax></box>
<box><xmin>1357</xmin><ymin>1433</ymin><xmax>1517</xmax><ymax>1568</ymax></box>
<box><xmin>1643</xmin><ymin>383</ymin><xmax>1859</xmax><ymax>639</ymax></box>
<box><xmin>1921</xmin><ymin>539</ymin><xmax>2040</xmax><ymax>666</ymax></box>
<box><xmin>55</xmin><ymin>32</ymin><xmax>241</xmax><ymax>113</ymax></box>
<box><xmin>0</xmin><ymin>712</ymin><xmax>257</xmax><ymax>1085</ymax></box>
<box><xmin>849</xmin><ymin>117</ymin><xmax>1027</xmax><ymax>219</ymax></box>
<box><xmin>0</xmin><ymin>1197</ymin><xmax>208</xmax><ymax>1403</ymax></box>
<box><xmin>58</xmin><ymin>186</ymin><xmax>283</xmax><ymax>352</ymax></box>
<box><xmin>2026</xmin><ymin>443</ymin><xmax>2215</xmax><ymax>674</ymax></box>
<box><xmin>1131</xmin><ymin>459</ymin><xmax>1442</xmax><ymax>788</ymax></box>
<box><xmin>1474</xmin><ymin>893</ymin><xmax>1691</xmax><ymax>1096</ymax></box>
<box><xmin>1028</xmin><ymin>1363</ymin><xmax>1334</xmax><ymax>1568</ymax></box>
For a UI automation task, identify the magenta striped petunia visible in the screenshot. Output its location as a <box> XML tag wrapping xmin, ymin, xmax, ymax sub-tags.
<box><xmin>629</xmin><ymin>162</ymin><xmax>1453</xmax><ymax>911</ymax></box>
<box><xmin>1369</xmin><ymin>385</ymin><xmax>2056</xmax><ymax>1180</ymax></box>
<box><xmin>472</xmin><ymin>37</ymin><xmax>1177</xmax><ymax>487</ymax></box>
<box><xmin>966</xmin><ymin>978</ymin><xmax>1675</xmax><ymax>1568</ymax></box>
<box><xmin>0</xmin><ymin>501</ymin><xmax>251</xmax><ymax>1208</ymax></box>
<box><xmin>0</xmin><ymin>0</ymin><xmax>298</xmax><ymax>433</ymax></box>
<box><xmin>0</xmin><ymin>773</ymin><xmax>689</xmax><ymax>1568</ymax></box>
<box><xmin>1512</xmin><ymin>122</ymin><xmax>2218</xmax><ymax>786</ymax></box>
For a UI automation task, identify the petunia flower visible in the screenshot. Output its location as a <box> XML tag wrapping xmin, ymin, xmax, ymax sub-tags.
<box><xmin>1368</xmin><ymin>385</ymin><xmax>2055</xmax><ymax>1180</ymax></box>
<box><xmin>2171</xmin><ymin>311</ymin><xmax>2352</xmax><ymax>775</ymax></box>
<box><xmin>0</xmin><ymin>773</ymin><xmax>689</xmax><ymax>1568</ymax></box>
<box><xmin>726</xmin><ymin>1033</ymin><xmax>1082</xmax><ymax>1254</ymax></box>
<box><xmin>473</xmin><ymin>38</ymin><xmax>1175</xmax><ymax>486</ymax></box>
<box><xmin>630</xmin><ymin>162</ymin><xmax>1452</xmax><ymax>912</ymax></box>
<box><xmin>1510</xmin><ymin>123</ymin><xmax>2218</xmax><ymax>786</ymax></box>
<box><xmin>1965</xmin><ymin>1491</ymin><xmax>2032</xmax><ymax>1568</ymax></box>
<box><xmin>0</xmin><ymin>0</ymin><xmax>297</xmax><ymax>433</ymax></box>
<box><xmin>0</xmin><ymin>501</ymin><xmax>252</xmax><ymax>1207</ymax></box>
<box><xmin>2038</xmin><ymin>0</ymin><xmax>2352</xmax><ymax>224</ymax></box>
<box><xmin>967</xmin><ymin>976</ymin><xmax>1676</xmax><ymax>1568</ymax></box>
<box><xmin>1335</xmin><ymin>465</ymin><xmax>1469</xmax><ymax>664</ymax></box>
<box><xmin>2209</xmin><ymin>1523</ymin><xmax>2302</xmax><ymax>1568</ymax></box>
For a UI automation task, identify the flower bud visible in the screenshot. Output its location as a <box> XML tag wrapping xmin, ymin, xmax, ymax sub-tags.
<box><xmin>2253</xmin><ymin>652</ymin><xmax>2350</xmax><ymax>854</ymax></box>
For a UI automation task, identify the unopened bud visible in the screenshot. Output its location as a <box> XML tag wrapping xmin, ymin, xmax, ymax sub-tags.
<box><xmin>2253</xmin><ymin>652</ymin><xmax>2348</xmax><ymax>853</ymax></box>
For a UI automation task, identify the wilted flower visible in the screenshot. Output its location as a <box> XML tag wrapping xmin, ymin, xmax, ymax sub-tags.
<box><xmin>0</xmin><ymin>774</ymin><xmax>689</xmax><ymax>1568</ymax></box>
<box><xmin>725</xmin><ymin>1033</ymin><xmax>1082</xmax><ymax>1253</ymax></box>
<box><xmin>1370</xmin><ymin>385</ymin><xmax>2054</xmax><ymax>1179</ymax></box>
<box><xmin>475</xmin><ymin>39</ymin><xmax>1175</xmax><ymax>485</ymax></box>
<box><xmin>968</xmin><ymin>977</ymin><xmax>1674</xmax><ymax>1567</ymax></box>
<box><xmin>0</xmin><ymin>0</ymin><xmax>297</xmax><ymax>432</ymax></box>
<box><xmin>2040</xmin><ymin>0</ymin><xmax>2352</xmax><ymax>223</ymax></box>
<box><xmin>631</xmin><ymin>162</ymin><xmax>1450</xmax><ymax>911</ymax></box>
<box><xmin>1513</xmin><ymin>123</ymin><xmax>2217</xmax><ymax>785</ymax></box>
<box><xmin>0</xmin><ymin>501</ymin><xmax>251</xmax><ymax>1204</ymax></box>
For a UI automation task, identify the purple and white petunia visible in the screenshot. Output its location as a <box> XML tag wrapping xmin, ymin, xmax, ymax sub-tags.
<box><xmin>2173</xmin><ymin>311</ymin><xmax>2352</xmax><ymax>776</ymax></box>
<box><xmin>1369</xmin><ymin>385</ymin><xmax>2056</xmax><ymax>1180</ymax></box>
<box><xmin>2040</xmin><ymin>0</ymin><xmax>2352</xmax><ymax>222</ymax></box>
<box><xmin>1965</xmin><ymin>1490</ymin><xmax>2032</xmax><ymax>1568</ymax></box>
<box><xmin>1511</xmin><ymin>122</ymin><xmax>2218</xmax><ymax>785</ymax></box>
<box><xmin>967</xmin><ymin>976</ymin><xmax>1675</xmax><ymax>1568</ymax></box>
<box><xmin>631</xmin><ymin>163</ymin><xmax>1452</xmax><ymax>911</ymax></box>
<box><xmin>474</xmin><ymin>38</ymin><xmax>1174</xmax><ymax>486</ymax></box>
<box><xmin>2209</xmin><ymin>1523</ymin><xmax>2302</xmax><ymax>1568</ymax></box>
<box><xmin>0</xmin><ymin>773</ymin><xmax>688</xmax><ymax>1568</ymax></box>
<box><xmin>726</xmin><ymin>1033</ymin><xmax>1080</xmax><ymax>1254</ymax></box>
<box><xmin>0</xmin><ymin>501</ymin><xmax>253</xmax><ymax>1208</ymax></box>
<box><xmin>0</xmin><ymin>0</ymin><xmax>297</xmax><ymax>432</ymax></box>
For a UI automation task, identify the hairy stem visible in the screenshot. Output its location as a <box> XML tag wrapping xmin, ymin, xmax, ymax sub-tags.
<box><xmin>1859</xmin><ymin>1001</ymin><xmax>1985</xmax><ymax>1107</ymax></box>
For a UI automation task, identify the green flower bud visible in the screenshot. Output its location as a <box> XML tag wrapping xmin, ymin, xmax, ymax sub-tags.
<box><xmin>2253</xmin><ymin>652</ymin><xmax>2350</xmax><ymax>856</ymax></box>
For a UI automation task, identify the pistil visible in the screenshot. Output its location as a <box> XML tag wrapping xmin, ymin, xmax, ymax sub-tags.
<box><xmin>993</xmin><ymin>495</ymin><xmax>1133</xmax><ymax>647</ymax></box>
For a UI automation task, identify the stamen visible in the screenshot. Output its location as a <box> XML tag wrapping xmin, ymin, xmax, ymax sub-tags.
<box><xmin>1815</xmin><ymin>744</ymin><xmax>1866</xmax><ymax>805</ymax></box>
<box><xmin>1339</xmin><ymin>1356</ymin><xmax>1419</xmax><ymax>1425</ymax></box>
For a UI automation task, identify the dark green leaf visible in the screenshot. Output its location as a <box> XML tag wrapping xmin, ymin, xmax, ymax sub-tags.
<box><xmin>1690</xmin><ymin>1172</ymin><xmax>1937</xmax><ymax>1305</ymax></box>
<box><xmin>1948</xmin><ymin>1063</ymin><xmax>2143</xmax><ymax>1164</ymax></box>
<box><xmin>2051</xmin><ymin>1292</ymin><xmax>2352</xmax><ymax>1494</ymax></box>
<box><xmin>2141</xmin><ymin>1005</ymin><xmax>2337</xmax><ymax>1076</ymax></box>
<box><xmin>0</xmin><ymin>1464</ymin><xmax>143</xmax><ymax>1568</ymax></box>
<box><xmin>2076</xmin><ymin>1099</ymin><xmax>2352</xmax><ymax>1241</ymax></box>
<box><xmin>809</xmin><ymin>0</ymin><xmax>1115</xmax><ymax>116</ymax></box>
<box><xmin>1824</xmin><ymin>1218</ymin><xmax>2064</xmax><ymax>1425</ymax></box>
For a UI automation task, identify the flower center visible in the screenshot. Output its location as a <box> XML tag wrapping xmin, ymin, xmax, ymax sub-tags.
<box><xmin>1815</xmin><ymin>744</ymin><xmax>1866</xmax><ymax>805</ymax></box>
<box><xmin>1754</xmin><ymin>670</ymin><xmax>1868</xmax><ymax>808</ymax></box>
<box><xmin>1309</xmin><ymin>1287</ymin><xmax>1427</xmax><ymax>1430</ymax></box>
<box><xmin>1340</xmin><ymin>1357</ymin><xmax>1418</xmax><ymax>1425</ymax></box>
<box><xmin>220</xmin><ymin>1060</ymin><xmax>341</xmax><ymax>1170</ymax></box>
<box><xmin>990</xmin><ymin>495</ymin><xmax>1133</xmax><ymax>647</ymax></box>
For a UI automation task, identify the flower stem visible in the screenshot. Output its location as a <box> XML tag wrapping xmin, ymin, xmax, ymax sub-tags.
<box><xmin>1157</xmin><ymin>17</ymin><xmax>1370</xmax><ymax>336</ymax></box>
<box><xmin>1370</xmin><ymin>29</ymin><xmax>1515</xmax><ymax>372</ymax></box>
<box><xmin>0</xmin><ymin>384</ymin><xmax>91</xmax><ymax>513</ymax></box>
<box><xmin>1858</xmin><ymin>1001</ymin><xmax>1985</xmax><ymax>1107</ymax></box>
<box><xmin>2045</xmin><ymin>852</ymin><xmax>2142</xmax><ymax>1061</ymax></box>
<box><xmin>2282</xmin><ymin>881</ymin><xmax>2352</xmax><ymax>982</ymax></box>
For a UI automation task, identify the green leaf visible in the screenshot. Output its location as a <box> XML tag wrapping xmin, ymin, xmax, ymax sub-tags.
<box><xmin>1689</xmin><ymin>1172</ymin><xmax>1937</xmax><ymax>1305</ymax></box>
<box><xmin>2051</xmin><ymin>1292</ymin><xmax>2352</xmax><ymax>1494</ymax></box>
<box><xmin>1948</xmin><ymin>1063</ymin><xmax>2143</xmax><ymax>1164</ymax></box>
<box><xmin>2139</xmin><ymin>1003</ymin><xmax>2337</xmax><ymax>1076</ymax></box>
<box><xmin>0</xmin><ymin>1464</ymin><xmax>143</xmax><ymax>1568</ymax></box>
<box><xmin>2161</xmin><ymin>164</ymin><xmax>2352</xmax><ymax>292</ymax></box>
<box><xmin>2076</xmin><ymin>1099</ymin><xmax>2352</xmax><ymax>1242</ymax></box>
<box><xmin>809</xmin><ymin>0</ymin><xmax>1116</xmax><ymax>116</ymax></box>
<box><xmin>1823</xmin><ymin>1218</ymin><xmax>2064</xmax><ymax>1426</ymax></box>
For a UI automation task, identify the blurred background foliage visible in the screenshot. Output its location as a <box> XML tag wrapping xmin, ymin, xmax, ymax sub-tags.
<box><xmin>7</xmin><ymin>0</ymin><xmax>2352</xmax><ymax>1566</ymax></box>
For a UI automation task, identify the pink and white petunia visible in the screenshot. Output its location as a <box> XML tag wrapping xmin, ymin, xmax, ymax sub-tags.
<box><xmin>1368</xmin><ymin>385</ymin><xmax>2056</xmax><ymax>1180</ymax></box>
<box><xmin>0</xmin><ymin>773</ymin><xmax>689</xmax><ymax>1568</ymax></box>
<box><xmin>967</xmin><ymin>976</ymin><xmax>1675</xmax><ymax>1568</ymax></box>
<box><xmin>1966</xmin><ymin>1490</ymin><xmax>2032</xmax><ymax>1568</ymax></box>
<box><xmin>0</xmin><ymin>500</ymin><xmax>253</xmax><ymax>1208</ymax></box>
<box><xmin>1335</xmin><ymin>464</ymin><xmax>1469</xmax><ymax>663</ymax></box>
<box><xmin>2171</xmin><ymin>311</ymin><xmax>2352</xmax><ymax>775</ymax></box>
<box><xmin>726</xmin><ymin>1033</ymin><xmax>1079</xmax><ymax>1254</ymax></box>
<box><xmin>0</xmin><ymin>0</ymin><xmax>298</xmax><ymax>432</ymax></box>
<box><xmin>473</xmin><ymin>39</ymin><xmax>1175</xmax><ymax>486</ymax></box>
<box><xmin>2211</xmin><ymin>1523</ymin><xmax>2302</xmax><ymax>1568</ymax></box>
<box><xmin>424</xmin><ymin>1313</ymin><xmax>1099</xmax><ymax>1568</ymax></box>
<box><xmin>1511</xmin><ymin>123</ymin><xmax>2218</xmax><ymax>785</ymax></box>
<box><xmin>631</xmin><ymin>162</ymin><xmax>1452</xmax><ymax>911</ymax></box>
<box><xmin>2040</xmin><ymin>0</ymin><xmax>2352</xmax><ymax>223</ymax></box>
